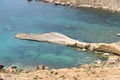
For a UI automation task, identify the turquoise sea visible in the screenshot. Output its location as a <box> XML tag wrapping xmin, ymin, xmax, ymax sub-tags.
<box><xmin>0</xmin><ymin>0</ymin><xmax>120</xmax><ymax>69</ymax></box>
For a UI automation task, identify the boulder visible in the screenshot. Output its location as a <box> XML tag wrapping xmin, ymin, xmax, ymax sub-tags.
<box><xmin>36</xmin><ymin>65</ymin><xmax>45</xmax><ymax>70</ymax></box>
<box><xmin>0</xmin><ymin>65</ymin><xmax>4</xmax><ymax>69</ymax></box>
<box><xmin>5</xmin><ymin>66</ymin><xmax>17</xmax><ymax>73</ymax></box>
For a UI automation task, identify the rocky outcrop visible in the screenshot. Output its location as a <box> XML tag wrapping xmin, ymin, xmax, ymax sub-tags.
<box><xmin>42</xmin><ymin>0</ymin><xmax>120</xmax><ymax>12</ymax></box>
<box><xmin>5</xmin><ymin>66</ymin><xmax>17</xmax><ymax>73</ymax></box>
<box><xmin>36</xmin><ymin>65</ymin><xmax>45</xmax><ymax>70</ymax></box>
<box><xmin>91</xmin><ymin>42</ymin><xmax>120</xmax><ymax>55</ymax></box>
<box><xmin>15</xmin><ymin>32</ymin><xmax>120</xmax><ymax>55</ymax></box>
<box><xmin>0</xmin><ymin>65</ymin><xmax>4</xmax><ymax>70</ymax></box>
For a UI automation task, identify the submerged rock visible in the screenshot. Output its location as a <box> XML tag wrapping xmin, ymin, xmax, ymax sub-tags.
<box><xmin>15</xmin><ymin>32</ymin><xmax>120</xmax><ymax>55</ymax></box>
<box><xmin>117</xmin><ymin>33</ymin><xmax>120</xmax><ymax>37</ymax></box>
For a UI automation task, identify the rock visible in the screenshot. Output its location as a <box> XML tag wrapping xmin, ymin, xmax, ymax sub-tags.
<box><xmin>94</xmin><ymin>59</ymin><xmax>102</xmax><ymax>64</ymax></box>
<box><xmin>117</xmin><ymin>33</ymin><xmax>120</xmax><ymax>37</ymax></box>
<box><xmin>92</xmin><ymin>42</ymin><xmax>120</xmax><ymax>55</ymax></box>
<box><xmin>11</xmin><ymin>66</ymin><xmax>17</xmax><ymax>69</ymax></box>
<box><xmin>107</xmin><ymin>56</ymin><xmax>120</xmax><ymax>64</ymax></box>
<box><xmin>5</xmin><ymin>66</ymin><xmax>17</xmax><ymax>73</ymax></box>
<box><xmin>0</xmin><ymin>74</ymin><xmax>13</xmax><ymax>80</ymax></box>
<box><xmin>103</xmin><ymin>53</ymin><xmax>109</xmax><ymax>56</ymax></box>
<box><xmin>36</xmin><ymin>65</ymin><xmax>45</xmax><ymax>70</ymax></box>
<box><xmin>54</xmin><ymin>1</ymin><xmax>61</xmax><ymax>5</ymax></box>
<box><xmin>81</xmin><ymin>48</ymin><xmax>86</xmax><ymax>51</ymax></box>
<box><xmin>0</xmin><ymin>78</ymin><xmax>4</xmax><ymax>80</ymax></box>
<box><xmin>0</xmin><ymin>65</ymin><xmax>4</xmax><ymax>69</ymax></box>
<box><xmin>61</xmin><ymin>2</ymin><xmax>66</xmax><ymax>6</ymax></box>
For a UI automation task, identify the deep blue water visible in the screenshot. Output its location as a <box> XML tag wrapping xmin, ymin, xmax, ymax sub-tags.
<box><xmin>0</xmin><ymin>0</ymin><xmax>120</xmax><ymax>69</ymax></box>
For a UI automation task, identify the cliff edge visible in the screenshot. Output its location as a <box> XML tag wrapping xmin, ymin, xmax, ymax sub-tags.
<box><xmin>42</xmin><ymin>0</ymin><xmax>120</xmax><ymax>12</ymax></box>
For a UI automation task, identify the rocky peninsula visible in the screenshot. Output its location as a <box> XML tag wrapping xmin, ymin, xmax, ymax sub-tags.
<box><xmin>42</xmin><ymin>0</ymin><xmax>120</xmax><ymax>12</ymax></box>
<box><xmin>15</xmin><ymin>32</ymin><xmax>120</xmax><ymax>55</ymax></box>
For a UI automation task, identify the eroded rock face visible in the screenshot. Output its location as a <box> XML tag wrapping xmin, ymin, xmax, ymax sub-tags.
<box><xmin>42</xmin><ymin>0</ymin><xmax>120</xmax><ymax>12</ymax></box>
<box><xmin>15</xmin><ymin>32</ymin><xmax>120</xmax><ymax>55</ymax></box>
<box><xmin>91</xmin><ymin>42</ymin><xmax>120</xmax><ymax>55</ymax></box>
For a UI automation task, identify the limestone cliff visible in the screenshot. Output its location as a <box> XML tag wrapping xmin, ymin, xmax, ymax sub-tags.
<box><xmin>42</xmin><ymin>0</ymin><xmax>120</xmax><ymax>12</ymax></box>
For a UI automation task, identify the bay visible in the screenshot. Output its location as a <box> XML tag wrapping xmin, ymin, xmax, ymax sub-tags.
<box><xmin>0</xmin><ymin>0</ymin><xmax>120</xmax><ymax>68</ymax></box>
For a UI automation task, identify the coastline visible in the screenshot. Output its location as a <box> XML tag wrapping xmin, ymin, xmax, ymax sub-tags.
<box><xmin>0</xmin><ymin>55</ymin><xmax>120</xmax><ymax>80</ymax></box>
<box><xmin>41</xmin><ymin>0</ymin><xmax>120</xmax><ymax>13</ymax></box>
<box><xmin>0</xmin><ymin>34</ymin><xmax>120</xmax><ymax>79</ymax></box>
<box><xmin>11</xmin><ymin>32</ymin><xmax>120</xmax><ymax>80</ymax></box>
<box><xmin>4</xmin><ymin>32</ymin><xmax>118</xmax><ymax>79</ymax></box>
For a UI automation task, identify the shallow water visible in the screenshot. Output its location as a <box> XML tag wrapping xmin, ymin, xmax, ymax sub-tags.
<box><xmin>0</xmin><ymin>0</ymin><xmax>120</xmax><ymax>69</ymax></box>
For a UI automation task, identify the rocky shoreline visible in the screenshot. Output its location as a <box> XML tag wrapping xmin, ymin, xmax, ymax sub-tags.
<box><xmin>41</xmin><ymin>0</ymin><xmax>120</xmax><ymax>12</ymax></box>
<box><xmin>0</xmin><ymin>55</ymin><xmax>120</xmax><ymax>80</ymax></box>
